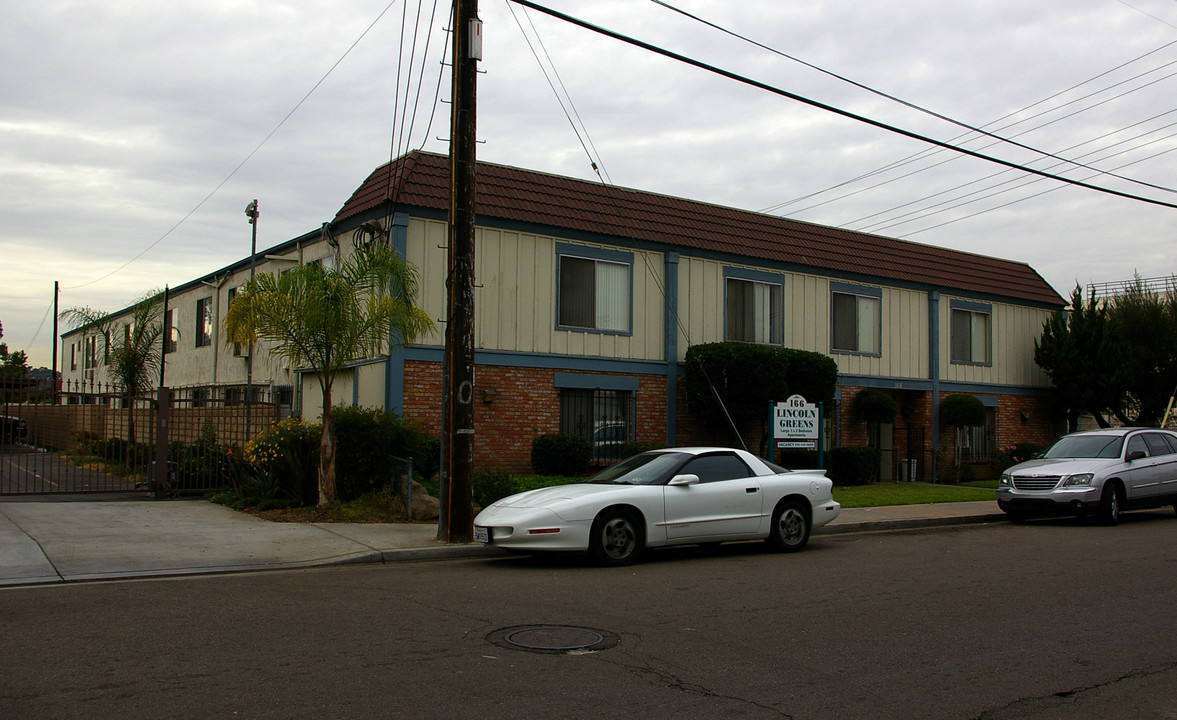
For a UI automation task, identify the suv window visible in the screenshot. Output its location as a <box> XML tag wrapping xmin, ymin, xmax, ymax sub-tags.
<box><xmin>1161</xmin><ymin>433</ymin><xmax>1177</xmax><ymax>454</ymax></box>
<box><xmin>1144</xmin><ymin>433</ymin><xmax>1173</xmax><ymax>457</ymax></box>
<box><xmin>678</xmin><ymin>454</ymin><xmax>753</xmax><ymax>483</ymax></box>
<box><xmin>1126</xmin><ymin>435</ymin><xmax>1149</xmax><ymax>458</ymax></box>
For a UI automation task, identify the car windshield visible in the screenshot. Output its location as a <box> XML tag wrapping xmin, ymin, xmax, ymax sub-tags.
<box><xmin>1041</xmin><ymin>435</ymin><xmax>1124</xmax><ymax>459</ymax></box>
<box><xmin>581</xmin><ymin>452</ymin><xmax>689</xmax><ymax>486</ymax></box>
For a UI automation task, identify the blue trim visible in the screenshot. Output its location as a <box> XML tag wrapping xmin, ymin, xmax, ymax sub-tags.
<box><xmin>837</xmin><ymin>374</ymin><xmax>1049</xmax><ymax>398</ymax></box>
<box><xmin>554</xmin><ymin>243</ymin><xmax>634</xmax><ymax>336</ymax></box>
<box><xmin>665</xmin><ymin>252</ymin><xmax>680</xmax><ymax>446</ymax></box>
<box><xmin>386</xmin><ymin>211</ymin><xmax>409</xmax><ymax>415</ymax></box>
<box><xmin>403</xmin><ymin>345</ymin><xmax>670</xmax><ymax>376</ymax></box>
<box><xmin>830</xmin><ymin>281</ymin><xmax>882</xmax><ymax>299</ymax></box>
<box><xmin>929</xmin><ymin>291</ymin><xmax>941</xmax><ymax>464</ymax></box>
<box><xmin>554</xmin><ymin>373</ymin><xmax>639</xmax><ymax>392</ymax></box>
<box><xmin>950</xmin><ymin>298</ymin><xmax>992</xmax><ymax>314</ymax></box>
<box><xmin>723</xmin><ymin>266</ymin><xmax>785</xmax><ymax>286</ymax></box>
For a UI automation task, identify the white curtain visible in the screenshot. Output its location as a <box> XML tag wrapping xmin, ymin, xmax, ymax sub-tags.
<box><xmin>858</xmin><ymin>296</ymin><xmax>879</xmax><ymax>353</ymax></box>
<box><xmin>595</xmin><ymin>261</ymin><xmax>629</xmax><ymax>332</ymax></box>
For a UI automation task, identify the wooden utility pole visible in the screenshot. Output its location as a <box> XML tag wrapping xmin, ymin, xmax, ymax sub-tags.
<box><xmin>438</xmin><ymin>0</ymin><xmax>480</xmax><ymax>542</ymax></box>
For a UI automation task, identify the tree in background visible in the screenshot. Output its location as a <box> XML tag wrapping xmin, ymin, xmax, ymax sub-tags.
<box><xmin>1034</xmin><ymin>286</ymin><xmax>1124</xmax><ymax>431</ymax></box>
<box><xmin>224</xmin><ymin>242</ymin><xmax>433</xmax><ymax>506</ymax></box>
<box><xmin>1035</xmin><ymin>279</ymin><xmax>1177</xmax><ymax>429</ymax></box>
<box><xmin>0</xmin><ymin>320</ymin><xmax>31</xmax><ymax>379</ymax></box>
<box><xmin>60</xmin><ymin>292</ymin><xmax>165</xmax><ymax>442</ymax></box>
<box><xmin>1106</xmin><ymin>278</ymin><xmax>1177</xmax><ymax>427</ymax></box>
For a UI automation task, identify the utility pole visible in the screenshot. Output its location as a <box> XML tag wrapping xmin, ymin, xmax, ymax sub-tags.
<box><xmin>52</xmin><ymin>281</ymin><xmax>59</xmax><ymax>403</ymax></box>
<box><xmin>438</xmin><ymin>0</ymin><xmax>480</xmax><ymax>543</ymax></box>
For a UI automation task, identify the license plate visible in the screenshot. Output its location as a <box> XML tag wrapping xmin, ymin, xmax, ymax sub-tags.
<box><xmin>473</xmin><ymin>525</ymin><xmax>489</xmax><ymax>544</ymax></box>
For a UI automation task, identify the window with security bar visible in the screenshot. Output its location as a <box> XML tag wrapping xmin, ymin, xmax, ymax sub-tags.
<box><xmin>559</xmin><ymin>388</ymin><xmax>632</xmax><ymax>464</ymax></box>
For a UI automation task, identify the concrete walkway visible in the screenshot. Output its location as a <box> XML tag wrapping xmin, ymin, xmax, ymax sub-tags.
<box><xmin>0</xmin><ymin>496</ymin><xmax>1005</xmax><ymax>587</ymax></box>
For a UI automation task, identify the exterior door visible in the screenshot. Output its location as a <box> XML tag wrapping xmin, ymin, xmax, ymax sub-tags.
<box><xmin>664</xmin><ymin>453</ymin><xmax>763</xmax><ymax>540</ymax></box>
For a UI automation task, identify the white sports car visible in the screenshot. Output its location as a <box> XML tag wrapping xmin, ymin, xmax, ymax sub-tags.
<box><xmin>473</xmin><ymin>447</ymin><xmax>841</xmax><ymax>565</ymax></box>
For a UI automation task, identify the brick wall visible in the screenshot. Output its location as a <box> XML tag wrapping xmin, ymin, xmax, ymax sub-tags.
<box><xmin>402</xmin><ymin>360</ymin><xmax>670</xmax><ymax>474</ymax></box>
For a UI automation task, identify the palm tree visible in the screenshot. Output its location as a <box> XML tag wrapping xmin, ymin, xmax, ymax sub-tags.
<box><xmin>224</xmin><ymin>242</ymin><xmax>434</xmax><ymax>506</ymax></box>
<box><xmin>61</xmin><ymin>291</ymin><xmax>166</xmax><ymax>443</ymax></box>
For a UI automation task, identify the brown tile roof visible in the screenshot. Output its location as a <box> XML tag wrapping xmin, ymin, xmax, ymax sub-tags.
<box><xmin>334</xmin><ymin>151</ymin><xmax>1065</xmax><ymax>307</ymax></box>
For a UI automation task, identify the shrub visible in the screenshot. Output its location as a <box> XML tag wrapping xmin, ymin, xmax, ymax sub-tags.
<box><xmin>851</xmin><ymin>388</ymin><xmax>898</xmax><ymax>425</ymax></box>
<box><xmin>994</xmin><ymin>443</ymin><xmax>1043</xmax><ymax>472</ymax></box>
<box><xmin>531</xmin><ymin>433</ymin><xmax>592</xmax><ymax>476</ymax></box>
<box><xmin>332</xmin><ymin>405</ymin><xmax>442</xmax><ymax>502</ymax></box>
<box><xmin>473</xmin><ymin>468</ymin><xmax>513</xmax><ymax>508</ymax></box>
<box><xmin>940</xmin><ymin>394</ymin><xmax>986</xmax><ymax>428</ymax></box>
<box><xmin>242</xmin><ymin>417</ymin><xmax>320</xmax><ymax>505</ymax></box>
<box><xmin>827</xmin><ymin>446</ymin><xmax>881</xmax><ymax>486</ymax></box>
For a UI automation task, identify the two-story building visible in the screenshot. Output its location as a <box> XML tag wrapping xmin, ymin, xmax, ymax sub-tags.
<box><xmin>62</xmin><ymin>150</ymin><xmax>1066</xmax><ymax>476</ymax></box>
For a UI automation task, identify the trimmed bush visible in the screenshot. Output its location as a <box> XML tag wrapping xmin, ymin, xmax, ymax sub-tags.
<box><xmin>851</xmin><ymin>388</ymin><xmax>898</xmax><ymax>425</ymax></box>
<box><xmin>531</xmin><ymin>433</ymin><xmax>592</xmax><ymax>476</ymax></box>
<box><xmin>940</xmin><ymin>394</ymin><xmax>986</xmax><ymax>428</ymax></box>
<box><xmin>473</xmin><ymin>468</ymin><xmax>513</xmax><ymax>508</ymax></box>
<box><xmin>828</xmin><ymin>446</ymin><xmax>881</xmax><ymax>486</ymax></box>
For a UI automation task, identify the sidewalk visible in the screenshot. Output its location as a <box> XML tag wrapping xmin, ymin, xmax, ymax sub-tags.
<box><xmin>0</xmin><ymin>496</ymin><xmax>1005</xmax><ymax>587</ymax></box>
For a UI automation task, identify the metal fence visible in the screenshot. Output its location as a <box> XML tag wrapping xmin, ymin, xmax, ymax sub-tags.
<box><xmin>1</xmin><ymin>381</ymin><xmax>279</xmax><ymax>496</ymax></box>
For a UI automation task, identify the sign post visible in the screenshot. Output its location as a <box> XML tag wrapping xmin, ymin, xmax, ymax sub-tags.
<box><xmin>771</xmin><ymin>395</ymin><xmax>823</xmax><ymax>468</ymax></box>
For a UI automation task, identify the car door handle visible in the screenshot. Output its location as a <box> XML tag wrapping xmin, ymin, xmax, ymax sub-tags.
<box><xmin>746</xmin><ymin>487</ymin><xmax>758</xmax><ymax>494</ymax></box>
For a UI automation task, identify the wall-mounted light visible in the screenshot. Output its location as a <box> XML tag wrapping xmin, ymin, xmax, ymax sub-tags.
<box><xmin>482</xmin><ymin>388</ymin><xmax>497</xmax><ymax>404</ymax></box>
<box><xmin>1020</xmin><ymin>411</ymin><xmax>1030</xmax><ymax>422</ymax></box>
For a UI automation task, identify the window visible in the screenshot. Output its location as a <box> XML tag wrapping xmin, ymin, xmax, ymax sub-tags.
<box><xmin>677</xmin><ymin>453</ymin><xmax>753</xmax><ymax>483</ymax></box>
<box><xmin>228</xmin><ymin>288</ymin><xmax>246</xmax><ymax>357</ymax></box>
<box><xmin>84</xmin><ymin>335</ymin><xmax>97</xmax><ymax>370</ymax></box>
<box><xmin>725</xmin><ymin>269</ymin><xmax>783</xmax><ymax>344</ymax></box>
<box><xmin>831</xmin><ymin>284</ymin><xmax>881</xmax><ymax>354</ymax></box>
<box><xmin>164</xmin><ymin>309</ymin><xmax>177</xmax><ymax>354</ymax></box>
<box><xmin>951</xmin><ymin>301</ymin><xmax>991</xmax><ymax>364</ymax></box>
<box><xmin>195</xmin><ymin>297</ymin><xmax>212</xmax><ymax>348</ymax></box>
<box><xmin>559</xmin><ymin>388</ymin><xmax>631</xmax><ymax>464</ymax></box>
<box><xmin>556</xmin><ymin>244</ymin><xmax>632</xmax><ymax>333</ymax></box>
<box><xmin>70</xmin><ymin>342</ymin><xmax>77</xmax><ymax>371</ymax></box>
<box><xmin>960</xmin><ymin>406</ymin><xmax>996</xmax><ymax>461</ymax></box>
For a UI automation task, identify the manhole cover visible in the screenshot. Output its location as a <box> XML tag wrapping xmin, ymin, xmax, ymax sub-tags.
<box><xmin>487</xmin><ymin>625</ymin><xmax>619</xmax><ymax>654</ymax></box>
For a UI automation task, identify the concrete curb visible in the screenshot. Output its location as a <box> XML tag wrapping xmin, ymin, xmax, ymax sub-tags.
<box><xmin>815</xmin><ymin>512</ymin><xmax>1006</xmax><ymax>536</ymax></box>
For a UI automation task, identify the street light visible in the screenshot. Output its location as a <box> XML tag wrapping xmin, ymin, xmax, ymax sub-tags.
<box><xmin>244</xmin><ymin>199</ymin><xmax>258</xmax><ymax>438</ymax></box>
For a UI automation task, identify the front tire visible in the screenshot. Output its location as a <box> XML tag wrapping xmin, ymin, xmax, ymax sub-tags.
<box><xmin>1098</xmin><ymin>482</ymin><xmax>1122</xmax><ymax>526</ymax></box>
<box><xmin>589</xmin><ymin>509</ymin><xmax>643</xmax><ymax>566</ymax></box>
<box><xmin>767</xmin><ymin>500</ymin><xmax>811</xmax><ymax>552</ymax></box>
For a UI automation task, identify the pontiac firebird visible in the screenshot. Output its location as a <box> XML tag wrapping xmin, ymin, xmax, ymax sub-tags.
<box><xmin>473</xmin><ymin>447</ymin><xmax>840</xmax><ymax>565</ymax></box>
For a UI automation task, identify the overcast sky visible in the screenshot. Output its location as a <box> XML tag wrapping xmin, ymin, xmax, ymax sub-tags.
<box><xmin>3</xmin><ymin>0</ymin><xmax>1176</xmax><ymax>368</ymax></box>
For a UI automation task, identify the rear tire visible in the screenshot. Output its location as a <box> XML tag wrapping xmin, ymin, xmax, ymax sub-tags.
<box><xmin>766</xmin><ymin>500</ymin><xmax>811</xmax><ymax>553</ymax></box>
<box><xmin>589</xmin><ymin>509</ymin><xmax>643</xmax><ymax>566</ymax></box>
<box><xmin>1098</xmin><ymin>483</ymin><xmax>1121</xmax><ymax>526</ymax></box>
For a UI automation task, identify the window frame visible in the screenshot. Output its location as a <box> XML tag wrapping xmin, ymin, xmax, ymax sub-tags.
<box><xmin>554</xmin><ymin>242</ymin><xmax>634</xmax><ymax>336</ymax></box>
<box><xmin>723</xmin><ymin>267</ymin><xmax>785</xmax><ymax>346</ymax></box>
<box><xmin>195</xmin><ymin>297</ymin><xmax>213</xmax><ymax>348</ymax></box>
<box><xmin>949</xmin><ymin>299</ymin><xmax>992</xmax><ymax>366</ymax></box>
<box><xmin>830</xmin><ymin>282</ymin><xmax>882</xmax><ymax>356</ymax></box>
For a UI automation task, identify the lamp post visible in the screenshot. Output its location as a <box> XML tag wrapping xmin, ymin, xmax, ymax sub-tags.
<box><xmin>245</xmin><ymin>199</ymin><xmax>258</xmax><ymax>438</ymax></box>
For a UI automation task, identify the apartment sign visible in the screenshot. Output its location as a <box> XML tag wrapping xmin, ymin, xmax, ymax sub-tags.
<box><xmin>774</xmin><ymin>395</ymin><xmax>819</xmax><ymax>448</ymax></box>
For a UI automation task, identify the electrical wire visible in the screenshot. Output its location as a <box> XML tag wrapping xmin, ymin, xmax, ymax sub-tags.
<box><xmin>508</xmin><ymin>0</ymin><xmax>1177</xmax><ymax>212</ymax></box>
<box><xmin>649</xmin><ymin>0</ymin><xmax>1177</xmax><ymax>197</ymax></box>
<box><xmin>66</xmin><ymin>0</ymin><xmax>407</xmax><ymax>291</ymax></box>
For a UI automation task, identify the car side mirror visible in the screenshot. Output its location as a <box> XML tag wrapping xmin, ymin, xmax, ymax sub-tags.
<box><xmin>668</xmin><ymin>473</ymin><xmax>701</xmax><ymax>486</ymax></box>
<box><xmin>1126</xmin><ymin>450</ymin><xmax>1147</xmax><ymax>462</ymax></box>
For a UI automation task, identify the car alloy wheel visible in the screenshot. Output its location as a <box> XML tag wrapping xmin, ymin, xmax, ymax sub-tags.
<box><xmin>768</xmin><ymin>500</ymin><xmax>811</xmax><ymax>553</ymax></box>
<box><xmin>590</xmin><ymin>510</ymin><xmax>641</xmax><ymax>566</ymax></box>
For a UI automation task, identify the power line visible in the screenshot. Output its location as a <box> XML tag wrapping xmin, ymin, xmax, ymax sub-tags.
<box><xmin>508</xmin><ymin>0</ymin><xmax>1177</xmax><ymax>212</ymax></box>
<box><xmin>649</xmin><ymin>0</ymin><xmax>1177</xmax><ymax>198</ymax></box>
<box><xmin>66</xmin><ymin>0</ymin><xmax>407</xmax><ymax>291</ymax></box>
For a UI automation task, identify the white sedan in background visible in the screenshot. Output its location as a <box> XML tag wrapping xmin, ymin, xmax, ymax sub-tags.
<box><xmin>473</xmin><ymin>447</ymin><xmax>841</xmax><ymax>565</ymax></box>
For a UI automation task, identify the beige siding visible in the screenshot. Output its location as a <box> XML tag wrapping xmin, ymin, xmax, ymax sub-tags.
<box><xmin>408</xmin><ymin>219</ymin><xmax>665</xmax><ymax>360</ymax></box>
<box><xmin>940</xmin><ymin>296</ymin><xmax>1052</xmax><ymax>387</ymax></box>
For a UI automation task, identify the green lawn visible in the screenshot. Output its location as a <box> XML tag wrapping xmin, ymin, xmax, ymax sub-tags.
<box><xmin>834</xmin><ymin>481</ymin><xmax>997</xmax><ymax>508</ymax></box>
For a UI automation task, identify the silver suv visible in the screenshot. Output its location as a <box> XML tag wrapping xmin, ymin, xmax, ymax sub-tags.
<box><xmin>997</xmin><ymin>427</ymin><xmax>1177</xmax><ymax>524</ymax></box>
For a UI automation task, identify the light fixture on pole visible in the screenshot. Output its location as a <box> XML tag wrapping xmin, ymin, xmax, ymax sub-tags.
<box><xmin>244</xmin><ymin>199</ymin><xmax>258</xmax><ymax>437</ymax></box>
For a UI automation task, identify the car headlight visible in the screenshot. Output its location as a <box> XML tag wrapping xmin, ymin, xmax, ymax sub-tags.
<box><xmin>1063</xmin><ymin>473</ymin><xmax>1094</xmax><ymax>487</ymax></box>
<box><xmin>999</xmin><ymin>472</ymin><xmax>1012</xmax><ymax>487</ymax></box>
